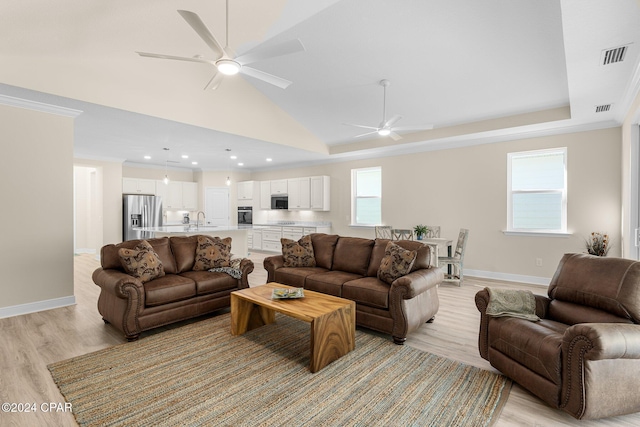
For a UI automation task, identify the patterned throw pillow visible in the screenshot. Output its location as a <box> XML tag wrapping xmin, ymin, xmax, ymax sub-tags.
<box><xmin>118</xmin><ymin>240</ymin><xmax>165</xmax><ymax>283</ymax></box>
<box><xmin>193</xmin><ymin>236</ymin><xmax>232</xmax><ymax>271</ymax></box>
<box><xmin>377</xmin><ymin>241</ymin><xmax>417</xmax><ymax>285</ymax></box>
<box><xmin>281</xmin><ymin>235</ymin><xmax>316</xmax><ymax>268</ymax></box>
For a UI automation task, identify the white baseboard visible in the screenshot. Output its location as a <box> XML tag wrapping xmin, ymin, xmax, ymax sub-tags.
<box><xmin>0</xmin><ymin>296</ymin><xmax>76</xmax><ymax>319</ymax></box>
<box><xmin>464</xmin><ymin>269</ymin><xmax>550</xmax><ymax>287</ymax></box>
<box><xmin>74</xmin><ymin>248</ymin><xmax>96</xmax><ymax>254</ymax></box>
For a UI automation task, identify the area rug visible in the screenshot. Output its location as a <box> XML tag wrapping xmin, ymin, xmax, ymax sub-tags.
<box><xmin>48</xmin><ymin>313</ymin><xmax>511</xmax><ymax>427</ymax></box>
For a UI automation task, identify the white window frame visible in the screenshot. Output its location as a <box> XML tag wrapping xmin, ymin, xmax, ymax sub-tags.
<box><xmin>351</xmin><ymin>166</ymin><xmax>382</xmax><ymax>226</ymax></box>
<box><xmin>506</xmin><ymin>147</ymin><xmax>568</xmax><ymax>235</ymax></box>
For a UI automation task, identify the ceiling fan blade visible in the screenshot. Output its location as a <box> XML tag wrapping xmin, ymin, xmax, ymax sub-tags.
<box><xmin>236</xmin><ymin>39</ymin><xmax>305</xmax><ymax>65</ymax></box>
<box><xmin>204</xmin><ymin>72</ymin><xmax>223</xmax><ymax>90</ymax></box>
<box><xmin>389</xmin><ymin>132</ymin><xmax>403</xmax><ymax>141</ymax></box>
<box><xmin>240</xmin><ymin>66</ymin><xmax>292</xmax><ymax>89</ymax></box>
<box><xmin>392</xmin><ymin>124</ymin><xmax>435</xmax><ymax>131</ymax></box>
<box><xmin>177</xmin><ymin>10</ymin><xmax>225</xmax><ymax>58</ymax></box>
<box><xmin>354</xmin><ymin>130</ymin><xmax>378</xmax><ymax>138</ymax></box>
<box><xmin>342</xmin><ymin>123</ymin><xmax>379</xmax><ymax>130</ymax></box>
<box><xmin>383</xmin><ymin>115</ymin><xmax>403</xmax><ymax>128</ymax></box>
<box><xmin>136</xmin><ymin>51</ymin><xmax>215</xmax><ymax>65</ymax></box>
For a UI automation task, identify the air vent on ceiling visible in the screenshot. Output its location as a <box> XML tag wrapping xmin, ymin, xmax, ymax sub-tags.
<box><xmin>595</xmin><ymin>104</ymin><xmax>611</xmax><ymax>113</ymax></box>
<box><xmin>602</xmin><ymin>46</ymin><xmax>628</xmax><ymax>65</ymax></box>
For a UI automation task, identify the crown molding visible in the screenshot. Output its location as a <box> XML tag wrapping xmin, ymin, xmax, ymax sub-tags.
<box><xmin>0</xmin><ymin>94</ymin><xmax>83</xmax><ymax>118</ymax></box>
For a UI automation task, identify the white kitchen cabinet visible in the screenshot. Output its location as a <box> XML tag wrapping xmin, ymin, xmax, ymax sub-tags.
<box><xmin>287</xmin><ymin>177</ymin><xmax>310</xmax><ymax>210</ymax></box>
<box><xmin>270</xmin><ymin>179</ymin><xmax>288</xmax><ymax>195</ymax></box>
<box><xmin>260</xmin><ymin>181</ymin><xmax>271</xmax><ymax>209</ymax></box>
<box><xmin>262</xmin><ymin>227</ymin><xmax>282</xmax><ymax>252</ymax></box>
<box><xmin>252</xmin><ymin>229</ymin><xmax>263</xmax><ymax>250</ymax></box>
<box><xmin>165</xmin><ymin>181</ymin><xmax>198</xmax><ymax>210</ymax></box>
<box><xmin>155</xmin><ymin>180</ymin><xmax>168</xmax><ymax>204</ymax></box>
<box><xmin>310</xmin><ymin>176</ymin><xmax>330</xmax><ymax>211</ymax></box>
<box><xmin>123</xmin><ymin>178</ymin><xmax>156</xmax><ymax>195</ymax></box>
<box><xmin>237</xmin><ymin>181</ymin><xmax>254</xmax><ymax>201</ymax></box>
<box><xmin>282</xmin><ymin>227</ymin><xmax>304</xmax><ymax>241</ymax></box>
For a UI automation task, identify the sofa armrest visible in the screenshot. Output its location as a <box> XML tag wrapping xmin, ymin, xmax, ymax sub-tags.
<box><xmin>391</xmin><ymin>267</ymin><xmax>444</xmax><ymax>299</ymax></box>
<box><xmin>561</xmin><ymin>323</ymin><xmax>640</xmax><ymax>419</ymax></box>
<box><xmin>263</xmin><ymin>255</ymin><xmax>285</xmax><ymax>283</ymax></box>
<box><xmin>92</xmin><ymin>268</ymin><xmax>144</xmax><ymax>301</ymax></box>
<box><xmin>564</xmin><ymin>323</ymin><xmax>640</xmax><ymax>361</ymax></box>
<box><xmin>475</xmin><ymin>288</ymin><xmax>550</xmax><ymax>359</ymax></box>
<box><xmin>238</xmin><ymin>258</ymin><xmax>255</xmax><ymax>289</ymax></box>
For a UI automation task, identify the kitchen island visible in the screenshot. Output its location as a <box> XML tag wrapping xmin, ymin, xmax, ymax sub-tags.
<box><xmin>135</xmin><ymin>225</ymin><xmax>249</xmax><ymax>257</ymax></box>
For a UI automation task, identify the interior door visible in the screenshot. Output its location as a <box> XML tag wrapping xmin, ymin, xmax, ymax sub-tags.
<box><xmin>205</xmin><ymin>187</ymin><xmax>230</xmax><ymax>226</ymax></box>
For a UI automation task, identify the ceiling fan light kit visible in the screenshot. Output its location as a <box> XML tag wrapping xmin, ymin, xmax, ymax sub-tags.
<box><xmin>216</xmin><ymin>59</ymin><xmax>241</xmax><ymax>75</ymax></box>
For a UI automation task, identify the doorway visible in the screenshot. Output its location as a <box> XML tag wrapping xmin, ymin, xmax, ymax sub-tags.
<box><xmin>205</xmin><ymin>187</ymin><xmax>230</xmax><ymax>226</ymax></box>
<box><xmin>73</xmin><ymin>165</ymin><xmax>103</xmax><ymax>257</ymax></box>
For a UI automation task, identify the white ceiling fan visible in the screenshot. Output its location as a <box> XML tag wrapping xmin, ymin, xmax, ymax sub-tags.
<box><xmin>343</xmin><ymin>79</ymin><xmax>434</xmax><ymax>141</ymax></box>
<box><xmin>136</xmin><ymin>1</ymin><xmax>305</xmax><ymax>90</ymax></box>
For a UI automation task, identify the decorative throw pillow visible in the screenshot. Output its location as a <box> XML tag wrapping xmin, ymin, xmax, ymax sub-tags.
<box><xmin>281</xmin><ymin>235</ymin><xmax>316</xmax><ymax>268</ymax></box>
<box><xmin>377</xmin><ymin>241</ymin><xmax>417</xmax><ymax>285</ymax></box>
<box><xmin>118</xmin><ymin>240</ymin><xmax>165</xmax><ymax>283</ymax></box>
<box><xmin>193</xmin><ymin>236</ymin><xmax>232</xmax><ymax>271</ymax></box>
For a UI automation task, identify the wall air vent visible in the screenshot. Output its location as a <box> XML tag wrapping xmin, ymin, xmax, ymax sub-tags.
<box><xmin>595</xmin><ymin>104</ymin><xmax>611</xmax><ymax>113</ymax></box>
<box><xmin>602</xmin><ymin>46</ymin><xmax>628</xmax><ymax>65</ymax></box>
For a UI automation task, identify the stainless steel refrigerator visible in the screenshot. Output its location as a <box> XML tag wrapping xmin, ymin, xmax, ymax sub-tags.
<box><xmin>123</xmin><ymin>195</ymin><xmax>163</xmax><ymax>241</ymax></box>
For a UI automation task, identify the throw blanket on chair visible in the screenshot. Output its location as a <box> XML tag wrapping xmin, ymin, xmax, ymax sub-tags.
<box><xmin>486</xmin><ymin>287</ymin><xmax>540</xmax><ymax>321</ymax></box>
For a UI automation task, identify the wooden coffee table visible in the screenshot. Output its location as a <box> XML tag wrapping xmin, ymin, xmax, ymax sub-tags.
<box><xmin>230</xmin><ymin>283</ymin><xmax>355</xmax><ymax>373</ymax></box>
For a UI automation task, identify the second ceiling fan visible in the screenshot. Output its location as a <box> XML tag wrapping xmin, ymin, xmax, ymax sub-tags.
<box><xmin>136</xmin><ymin>1</ymin><xmax>305</xmax><ymax>90</ymax></box>
<box><xmin>344</xmin><ymin>80</ymin><xmax>434</xmax><ymax>141</ymax></box>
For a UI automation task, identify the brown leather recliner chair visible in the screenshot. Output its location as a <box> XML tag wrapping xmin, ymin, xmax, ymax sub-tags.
<box><xmin>475</xmin><ymin>253</ymin><xmax>640</xmax><ymax>420</ymax></box>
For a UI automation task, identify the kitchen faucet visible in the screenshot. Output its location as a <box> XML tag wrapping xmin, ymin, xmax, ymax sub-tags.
<box><xmin>197</xmin><ymin>211</ymin><xmax>205</xmax><ymax>229</ymax></box>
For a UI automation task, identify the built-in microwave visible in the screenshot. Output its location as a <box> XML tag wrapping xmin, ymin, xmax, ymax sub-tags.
<box><xmin>271</xmin><ymin>196</ymin><xmax>288</xmax><ymax>210</ymax></box>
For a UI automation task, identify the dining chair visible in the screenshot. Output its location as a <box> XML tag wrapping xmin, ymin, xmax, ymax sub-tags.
<box><xmin>375</xmin><ymin>226</ymin><xmax>393</xmax><ymax>239</ymax></box>
<box><xmin>438</xmin><ymin>228</ymin><xmax>469</xmax><ymax>286</ymax></box>
<box><xmin>424</xmin><ymin>226</ymin><xmax>441</xmax><ymax>238</ymax></box>
<box><xmin>392</xmin><ymin>229</ymin><xmax>414</xmax><ymax>241</ymax></box>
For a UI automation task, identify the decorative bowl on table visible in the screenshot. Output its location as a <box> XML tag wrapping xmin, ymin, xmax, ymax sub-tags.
<box><xmin>271</xmin><ymin>288</ymin><xmax>305</xmax><ymax>299</ymax></box>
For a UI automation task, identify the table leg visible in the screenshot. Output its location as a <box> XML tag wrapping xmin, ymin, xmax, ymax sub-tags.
<box><xmin>448</xmin><ymin>244</ymin><xmax>452</xmax><ymax>276</ymax></box>
<box><xmin>231</xmin><ymin>294</ymin><xmax>276</xmax><ymax>335</ymax></box>
<box><xmin>309</xmin><ymin>303</ymin><xmax>355</xmax><ymax>373</ymax></box>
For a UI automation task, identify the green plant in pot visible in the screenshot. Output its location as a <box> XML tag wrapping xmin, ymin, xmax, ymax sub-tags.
<box><xmin>413</xmin><ymin>224</ymin><xmax>429</xmax><ymax>240</ymax></box>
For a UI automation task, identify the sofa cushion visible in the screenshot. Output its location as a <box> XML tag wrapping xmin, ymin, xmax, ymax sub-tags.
<box><xmin>144</xmin><ymin>274</ymin><xmax>197</xmax><ymax>307</ymax></box>
<box><xmin>305</xmin><ymin>271</ymin><xmax>363</xmax><ymax>297</ymax></box>
<box><xmin>332</xmin><ymin>237</ymin><xmax>374</xmax><ymax>276</ymax></box>
<box><xmin>377</xmin><ymin>241</ymin><xmax>417</xmax><ymax>284</ymax></box>
<box><xmin>281</xmin><ymin>235</ymin><xmax>316</xmax><ymax>267</ymax></box>
<box><xmin>193</xmin><ymin>236</ymin><xmax>232</xmax><ymax>271</ymax></box>
<box><xmin>488</xmin><ymin>317</ymin><xmax>567</xmax><ymax>385</ymax></box>
<box><xmin>180</xmin><ymin>270</ymin><xmax>238</xmax><ymax>295</ymax></box>
<box><xmin>101</xmin><ymin>237</ymin><xmax>177</xmax><ymax>274</ymax></box>
<box><xmin>118</xmin><ymin>240</ymin><xmax>165</xmax><ymax>283</ymax></box>
<box><xmin>310</xmin><ymin>234</ymin><xmax>340</xmax><ymax>269</ymax></box>
<box><xmin>170</xmin><ymin>235</ymin><xmax>198</xmax><ymax>273</ymax></box>
<box><xmin>343</xmin><ymin>277</ymin><xmax>390</xmax><ymax>309</ymax></box>
<box><xmin>548</xmin><ymin>253</ymin><xmax>640</xmax><ymax>323</ymax></box>
<box><xmin>274</xmin><ymin>267</ymin><xmax>328</xmax><ymax>288</ymax></box>
<box><xmin>367</xmin><ymin>239</ymin><xmax>431</xmax><ymax>277</ymax></box>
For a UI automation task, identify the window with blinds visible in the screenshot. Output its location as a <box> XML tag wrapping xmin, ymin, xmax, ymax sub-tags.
<box><xmin>351</xmin><ymin>167</ymin><xmax>382</xmax><ymax>226</ymax></box>
<box><xmin>507</xmin><ymin>148</ymin><xmax>567</xmax><ymax>232</ymax></box>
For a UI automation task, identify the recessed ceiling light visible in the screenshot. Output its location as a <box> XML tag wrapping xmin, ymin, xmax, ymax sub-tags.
<box><xmin>191</xmin><ymin>161</ymin><xmax>198</xmax><ymax>165</ymax></box>
<box><xmin>266</xmin><ymin>158</ymin><xmax>272</xmax><ymax>162</ymax></box>
<box><xmin>182</xmin><ymin>155</ymin><xmax>189</xmax><ymax>159</ymax></box>
<box><xmin>230</xmin><ymin>155</ymin><xmax>237</xmax><ymax>160</ymax></box>
<box><xmin>144</xmin><ymin>155</ymin><xmax>151</xmax><ymax>160</ymax></box>
<box><xmin>238</xmin><ymin>163</ymin><xmax>244</xmax><ymax>166</ymax></box>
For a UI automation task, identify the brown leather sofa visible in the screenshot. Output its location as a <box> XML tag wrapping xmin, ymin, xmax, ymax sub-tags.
<box><xmin>93</xmin><ymin>235</ymin><xmax>254</xmax><ymax>341</ymax></box>
<box><xmin>264</xmin><ymin>233</ymin><xmax>444</xmax><ymax>344</ymax></box>
<box><xmin>476</xmin><ymin>253</ymin><xmax>640</xmax><ymax>420</ymax></box>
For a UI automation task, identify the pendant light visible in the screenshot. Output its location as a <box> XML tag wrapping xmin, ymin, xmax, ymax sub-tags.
<box><xmin>226</xmin><ymin>176</ymin><xmax>231</xmax><ymax>186</ymax></box>
<box><xmin>163</xmin><ymin>148</ymin><xmax>170</xmax><ymax>185</ymax></box>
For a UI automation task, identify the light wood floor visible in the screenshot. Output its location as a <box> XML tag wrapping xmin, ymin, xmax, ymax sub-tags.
<box><xmin>1</xmin><ymin>252</ymin><xmax>639</xmax><ymax>426</ymax></box>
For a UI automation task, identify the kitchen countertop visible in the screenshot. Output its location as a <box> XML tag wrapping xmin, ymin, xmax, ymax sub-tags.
<box><xmin>252</xmin><ymin>222</ymin><xmax>332</xmax><ymax>227</ymax></box>
<box><xmin>135</xmin><ymin>225</ymin><xmax>250</xmax><ymax>233</ymax></box>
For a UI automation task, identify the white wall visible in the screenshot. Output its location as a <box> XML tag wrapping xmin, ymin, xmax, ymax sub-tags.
<box><xmin>251</xmin><ymin>127</ymin><xmax>622</xmax><ymax>282</ymax></box>
<box><xmin>0</xmin><ymin>104</ymin><xmax>74</xmax><ymax>313</ymax></box>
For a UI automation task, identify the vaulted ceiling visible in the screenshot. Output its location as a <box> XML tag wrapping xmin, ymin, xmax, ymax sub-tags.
<box><xmin>1</xmin><ymin>0</ymin><xmax>639</xmax><ymax>171</ymax></box>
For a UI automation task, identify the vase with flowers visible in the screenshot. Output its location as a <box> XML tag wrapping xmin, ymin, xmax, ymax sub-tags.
<box><xmin>585</xmin><ymin>232</ymin><xmax>610</xmax><ymax>256</ymax></box>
